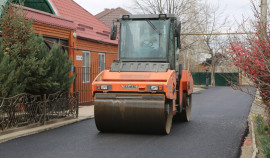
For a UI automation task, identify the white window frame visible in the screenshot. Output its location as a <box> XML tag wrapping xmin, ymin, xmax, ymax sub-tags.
<box><xmin>83</xmin><ymin>51</ymin><xmax>90</xmax><ymax>83</ymax></box>
<box><xmin>99</xmin><ymin>53</ymin><xmax>106</xmax><ymax>73</ymax></box>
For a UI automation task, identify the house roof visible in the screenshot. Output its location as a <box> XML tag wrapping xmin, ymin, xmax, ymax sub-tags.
<box><xmin>23</xmin><ymin>6</ymin><xmax>76</xmax><ymax>30</ymax></box>
<box><xmin>95</xmin><ymin>7</ymin><xmax>131</xmax><ymax>27</ymax></box>
<box><xmin>50</xmin><ymin>0</ymin><xmax>118</xmax><ymax>45</ymax></box>
<box><xmin>95</xmin><ymin>8</ymin><xmax>113</xmax><ymax>19</ymax></box>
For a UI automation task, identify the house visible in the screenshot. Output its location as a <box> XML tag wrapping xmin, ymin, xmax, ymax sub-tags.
<box><xmin>24</xmin><ymin>7</ymin><xmax>76</xmax><ymax>54</ymax></box>
<box><xmin>2</xmin><ymin>0</ymin><xmax>119</xmax><ymax>104</ymax></box>
<box><xmin>95</xmin><ymin>7</ymin><xmax>131</xmax><ymax>31</ymax></box>
<box><xmin>49</xmin><ymin>0</ymin><xmax>118</xmax><ymax>104</ymax></box>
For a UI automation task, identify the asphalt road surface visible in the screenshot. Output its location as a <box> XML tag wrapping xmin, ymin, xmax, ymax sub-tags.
<box><xmin>0</xmin><ymin>87</ymin><xmax>256</xmax><ymax>158</ymax></box>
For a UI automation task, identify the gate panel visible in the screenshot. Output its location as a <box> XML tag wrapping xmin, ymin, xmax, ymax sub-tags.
<box><xmin>215</xmin><ymin>73</ymin><xmax>239</xmax><ymax>86</ymax></box>
<box><xmin>74</xmin><ymin>67</ymin><xmax>92</xmax><ymax>105</ymax></box>
<box><xmin>192</xmin><ymin>72</ymin><xmax>239</xmax><ymax>86</ymax></box>
<box><xmin>192</xmin><ymin>72</ymin><xmax>211</xmax><ymax>85</ymax></box>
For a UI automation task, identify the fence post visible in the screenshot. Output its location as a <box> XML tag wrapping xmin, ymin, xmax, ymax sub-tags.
<box><xmin>76</xmin><ymin>92</ymin><xmax>79</xmax><ymax>118</ymax></box>
<box><xmin>198</xmin><ymin>73</ymin><xmax>200</xmax><ymax>85</ymax></box>
<box><xmin>74</xmin><ymin>67</ymin><xmax>77</xmax><ymax>93</ymax></box>
<box><xmin>42</xmin><ymin>94</ymin><xmax>47</xmax><ymax>125</ymax></box>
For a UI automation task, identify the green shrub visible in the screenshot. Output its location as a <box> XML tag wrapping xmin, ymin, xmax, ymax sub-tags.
<box><xmin>255</xmin><ymin>114</ymin><xmax>270</xmax><ymax>157</ymax></box>
<box><xmin>0</xmin><ymin>1</ymin><xmax>74</xmax><ymax>97</ymax></box>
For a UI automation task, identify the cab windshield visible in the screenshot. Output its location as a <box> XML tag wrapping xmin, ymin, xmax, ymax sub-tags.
<box><xmin>120</xmin><ymin>19</ymin><xmax>170</xmax><ymax>60</ymax></box>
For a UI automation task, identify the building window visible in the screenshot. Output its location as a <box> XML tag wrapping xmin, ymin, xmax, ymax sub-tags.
<box><xmin>83</xmin><ymin>51</ymin><xmax>90</xmax><ymax>83</ymax></box>
<box><xmin>43</xmin><ymin>36</ymin><xmax>68</xmax><ymax>53</ymax></box>
<box><xmin>99</xmin><ymin>53</ymin><xmax>105</xmax><ymax>73</ymax></box>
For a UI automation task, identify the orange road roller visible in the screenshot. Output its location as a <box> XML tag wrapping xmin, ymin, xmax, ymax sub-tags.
<box><xmin>92</xmin><ymin>14</ymin><xmax>193</xmax><ymax>134</ymax></box>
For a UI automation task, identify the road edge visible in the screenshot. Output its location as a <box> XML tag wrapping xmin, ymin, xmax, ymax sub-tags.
<box><xmin>0</xmin><ymin>115</ymin><xmax>94</xmax><ymax>143</ymax></box>
<box><xmin>240</xmin><ymin>89</ymin><xmax>267</xmax><ymax>158</ymax></box>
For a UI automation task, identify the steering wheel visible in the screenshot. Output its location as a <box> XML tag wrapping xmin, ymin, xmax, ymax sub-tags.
<box><xmin>143</xmin><ymin>40</ymin><xmax>153</xmax><ymax>47</ymax></box>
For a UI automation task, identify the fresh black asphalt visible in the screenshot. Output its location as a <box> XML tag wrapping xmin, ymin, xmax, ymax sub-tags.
<box><xmin>0</xmin><ymin>87</ymin><xmax>256</xmax><ymax>158</ymax></box>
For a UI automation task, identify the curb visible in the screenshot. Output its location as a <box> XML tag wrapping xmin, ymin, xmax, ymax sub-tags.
<box><xmin>251</xmin><ymin>121</ymin><xmax>259</xmax><ymax>158</ymax></box>
<box><xmin>0</xmin><ymin>115</ymin><xmax>94</xmax><ymax>143</ymax></box>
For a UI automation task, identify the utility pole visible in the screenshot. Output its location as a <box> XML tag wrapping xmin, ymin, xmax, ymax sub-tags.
<box><xmin>260</xmin><ymin>0</ymin><xmax>267</xmax><ymax>38</ymax></box>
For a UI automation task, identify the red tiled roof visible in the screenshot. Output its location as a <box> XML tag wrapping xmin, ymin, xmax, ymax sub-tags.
<box><xmin>50</xmin><ymin>0</ymin><xmax>118</xmax><ymax>45</ymax></box>
<box><xmin>22</xmin><ymin>5</ymin><xmax>76</xmax><ymax>30</ymax></box>
<box><xmin>95</xmin><ymin>7</ymin><xmax>131</xmax><ymax>29</ymax></box>
<box><xmin>199</xmin><ymin>65</ymin><xmax>207</xmax><ymax>70</ymax></box>
<box><xmin>95</xmin><ymin>8</ymin><xmax>113</xmax><ymax>19</ymax></box>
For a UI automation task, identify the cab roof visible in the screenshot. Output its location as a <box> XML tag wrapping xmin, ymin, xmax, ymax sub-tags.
<box><xmin>119</xmin><ymin>14</ymin><xmax>178</xmax><ymax>21</ymax></box>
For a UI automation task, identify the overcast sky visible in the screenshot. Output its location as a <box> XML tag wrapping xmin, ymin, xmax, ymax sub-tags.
<box><xmin>73</xmin><ymin>0</ymin><xmax>254</xmax><ymax>24</ymax></box>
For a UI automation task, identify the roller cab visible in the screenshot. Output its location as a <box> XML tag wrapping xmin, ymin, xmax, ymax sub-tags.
<box><xmin>92</xmin><ymin>14</ymin><xmax>193</xmax><ymax>134</ymax></box>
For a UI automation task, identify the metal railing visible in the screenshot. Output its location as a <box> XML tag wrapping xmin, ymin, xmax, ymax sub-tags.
<box><xmin>74</xmin><ymin>59</ymin><xmax>110</xmax><ymax>105</ymax></box>
<box><xmin>0</xmin><ymin>92</ymin><xmax>78</xmax><ymax>132</ymax></box>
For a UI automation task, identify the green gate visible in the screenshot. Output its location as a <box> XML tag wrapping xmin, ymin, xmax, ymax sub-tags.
<box><xmin>191</xmin><ymin>72</ymin><xmax>210</xmax><ymax>85</ymax></box>
<box><xmin>192</xmin><ymin>72</ymin><xmax>239</xmax><ymax>86</ymax></box>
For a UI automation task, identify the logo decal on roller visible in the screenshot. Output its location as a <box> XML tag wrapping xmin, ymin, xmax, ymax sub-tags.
<box><xmin>121</xmin><ymin>85</ymin><xmax>138</xmax><ymax>89</ymax></box>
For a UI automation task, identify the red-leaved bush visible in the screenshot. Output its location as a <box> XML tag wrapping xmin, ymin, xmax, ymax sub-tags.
<box><xmin>229</xmin><ymin>35</ymin><xmax>270</xmax><ymax>108</ymax></box>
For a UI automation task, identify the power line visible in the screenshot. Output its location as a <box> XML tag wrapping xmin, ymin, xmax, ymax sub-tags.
<box><xmin>181</xmin><ymin>32</ymin><xmax>256</xmax><ymax>36</ymax></box>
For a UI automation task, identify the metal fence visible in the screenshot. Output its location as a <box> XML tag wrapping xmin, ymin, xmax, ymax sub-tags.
<box><xmin>74</xmin><ymin>59</ymin><xmax>110</xmax><ymax>105</ymax></box>
<box><xmin>192</xmin><ymin>72</ymin><xmax>239</xmax><ymax>86</ymax></box>
<box><xmin>0</xmin><ymin>92</ymin><xmax>78</xmax><ymax>132</ymax></box>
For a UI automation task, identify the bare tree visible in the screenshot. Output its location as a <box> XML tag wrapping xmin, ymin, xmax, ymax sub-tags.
<box><xmin>197</xmin><ymin>2</ymin><xmax>229</xmax><ymax>86</ymax></box>
<box><xmin>131</xmin><ymin>0</ymin><xmax>198</xmax><ymax>15</ymax></box>
<box><xmin>129</xmin><ymin>0</ymin><xmax>209</xmax><ymax>70</ymax></box>
<box><xmin>131</xmin><ymin>0</ymin><xmax>201</xmax><ymax>43</ymax></box>
<box><xmin>129</xmin><ymin>0</ymin><xmax>231</xmax><ymax>86</ymax></box>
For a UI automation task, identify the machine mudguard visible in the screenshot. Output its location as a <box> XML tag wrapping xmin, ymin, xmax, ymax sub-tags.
<box><xmin>180</xmin><ymin>70</ymin><xmax>193</xmax><ymax>95</ymax></box>
<box><xmin>178</xmin><ymin>70</ymin><xmax>194</xmax><ymax>110</ymax></box>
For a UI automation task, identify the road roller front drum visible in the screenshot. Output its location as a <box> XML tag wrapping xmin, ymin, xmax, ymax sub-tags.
<box><xmin>94</xmin><ymin>93</ymin><xmax>173</xmax><ymax>134</ymax></box>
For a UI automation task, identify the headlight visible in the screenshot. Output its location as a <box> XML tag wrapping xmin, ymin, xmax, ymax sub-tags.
<box><xmin>96</xmin><ymin>85</ymin><xmax>111</xmax><ymax>90</ymax></box>
<box><xmin>148</xmin><ymin>85</ymin><xmax>163</xmax><ymax>91</ymax></box>
<box><xmin>101</xmin><ymin>85</ymin><xmax>108</xmax><ymax>90</ymax></box>
<box><xmin>151</xmin><ymin>85</ymin><xmax>158</xmax><ymax>91</ymax></box>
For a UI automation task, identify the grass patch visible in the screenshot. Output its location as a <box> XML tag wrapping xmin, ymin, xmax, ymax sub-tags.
<box><xmin>254</xmin><ymin>114</ymin><xmax>270</xmax><ymax>157</ymax></box>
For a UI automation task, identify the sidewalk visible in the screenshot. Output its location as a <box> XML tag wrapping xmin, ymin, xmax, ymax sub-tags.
<box><xmin>0</xmin><ymin>87</ymin><xmax>204</xmax><ymax>143</ymax></box>
<box><xmin>0</xmin><ymin>106</ymin><xmax>94</xmax><ymax>143</ymax></box>
<box><xmin>193</xmin><ymin>86</ymin><xmax>205</xmax><ymax>93</ymax></box>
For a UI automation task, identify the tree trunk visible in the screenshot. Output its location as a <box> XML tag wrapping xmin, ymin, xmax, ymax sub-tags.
<box><xmin>211</xmin><ymin>56</ymin><xmax>216</xmax><ymax>86</ymax></box>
